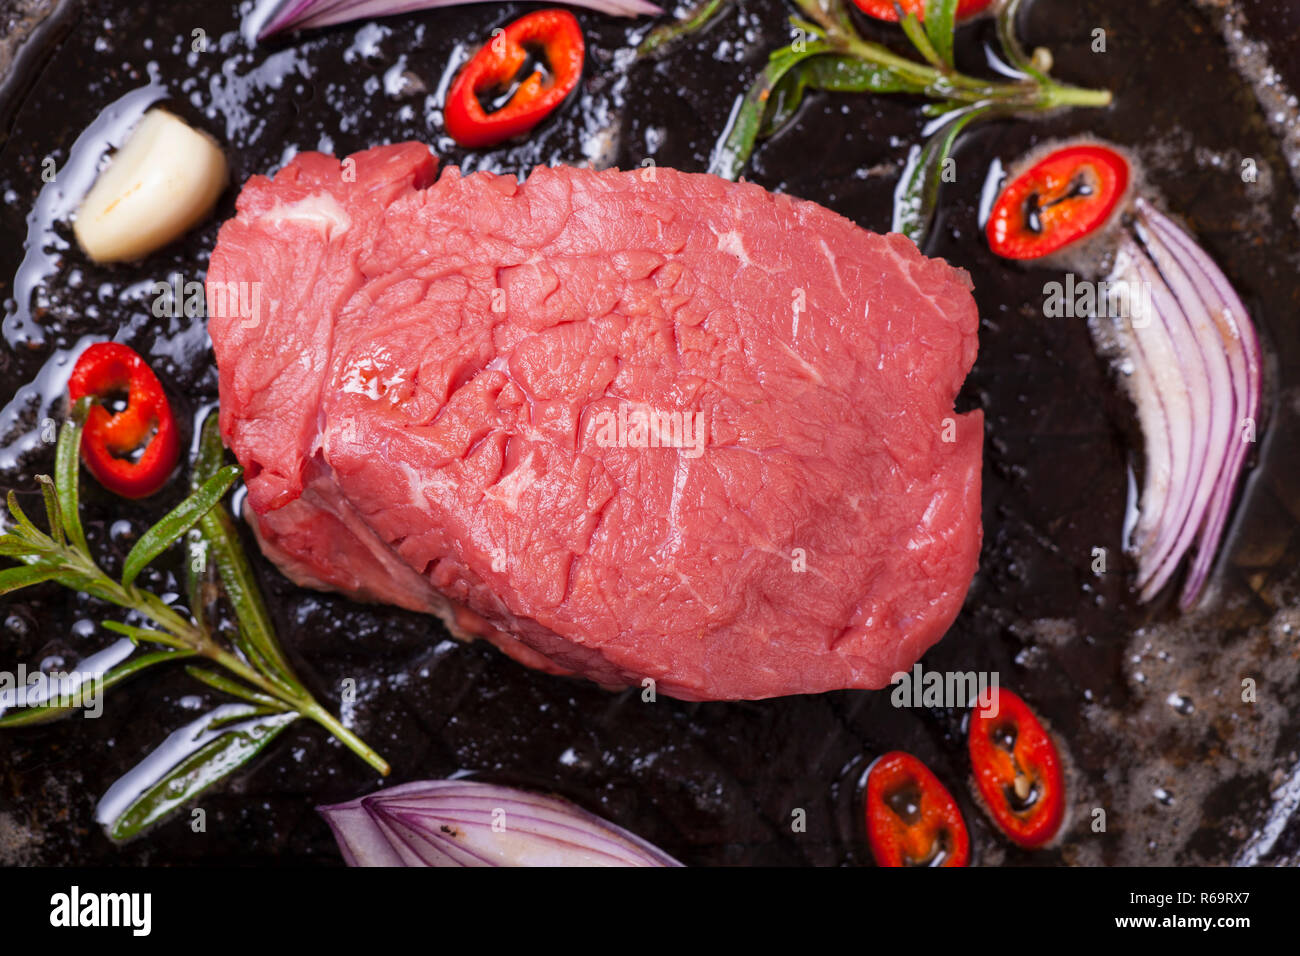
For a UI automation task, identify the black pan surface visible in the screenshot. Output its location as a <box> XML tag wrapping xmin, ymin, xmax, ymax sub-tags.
<box><xmin>1</xmin><ymin>0</ymin><xmax>1300</xmax><ymax>865</ymax></box>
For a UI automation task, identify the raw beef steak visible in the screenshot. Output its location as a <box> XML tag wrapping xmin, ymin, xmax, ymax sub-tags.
<box><xmin>206</xmin><ymin>142</ymin><xmax>982</xmax><ymax>700</ymax></box>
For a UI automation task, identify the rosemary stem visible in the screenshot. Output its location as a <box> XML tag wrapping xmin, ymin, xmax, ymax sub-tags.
<box><xmin>204</xmin><ymin>645</ymin><xmax>388</xmax><ymax>774</ymax></box>
<box><xmin>302</xmin><ymin>702</ymin><xmax>392</xmax><ymax>776</ymax></box>
<box><xmin>67</xmin><ymin>548</ymin><xmax>390</xmax><ymax>775</ymax></box>
<box><xmin>841</xmin><ymin>36</ymin><xmax>942</xmax><ymax>81</ymax></box>
<box><xmin>836</xmin><ymin>32</ymin><xmax>1113</xmax><ymax>110</ymax></box>
<box><xmin>1040</xmin><ymin>83</ymin><xmax>1113</xmax><ymax>108</ymax></box>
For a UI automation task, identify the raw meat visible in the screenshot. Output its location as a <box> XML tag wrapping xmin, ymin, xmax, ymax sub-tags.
<box><xmin>206</xmin><ymin>142</ymin><xmax>982</xmax><ymax>700</ymax></box>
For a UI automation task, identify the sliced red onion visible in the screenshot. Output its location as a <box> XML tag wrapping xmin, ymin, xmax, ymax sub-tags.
<box><xmin>1096</xmin><ymin>200</ymin><xmax>1263</xmax><ymax>608</ymax></box>
<box><xmin>258</xmin><ymin>0</ymin><xmax>662</xmax><ymax>38</ymax></box>
<box><xmin>1098</xmin><ymin>240</ymin><xmax>1172</xmax><ymax>564</ymax></box>
<box><xmin>1135</xmin><ymin>200</ymin><xmax>1262</xmax><ymax>607</ymax></box>
<box><xmin>319</xmin><ymin>779</ymin><xmax>683</xmax><ymax>866</ymax></box>
<box><xmin>1128</xmin><ymin>251</ymin><xmax>1209</xmax><ymax>597</ymax></box>
<box><xmin>1131</xmin><ymin>205</ymin><xmax>1237</xmax><ymax>601</ymax></box>
<box><xmin>1117</xmin><ymin>243</ymin><xmax>1195</xmax><ymax>589</ymax></box>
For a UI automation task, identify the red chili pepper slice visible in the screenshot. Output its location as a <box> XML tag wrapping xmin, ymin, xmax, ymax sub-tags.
<box><xmin>865</xmin><ymin>750</ymin><xmax>970</xmax><ymax>867</ymax></box>
<box><xmin>444</xmin><ymin>10</ymin><xmax>585</xmax><ymax>149</ymax></box>
<box><xmin>67</xmin><ymin>342</ymin><xmax>179</xmax><ymax>499</ymax></box>
<box><xmin>852</xmin><ymin>0</ymin><xmax>993</xmax><ymax>23</ymax></box>
<box><xmin>986</xmin><ymin>143</ymin><xmax>1130</xmax><ymax>260</ymax></box>
<box><xmin>968</xmin><ymin>688</ymin><xmax>1065</xmax><ymax>848</ymax></box>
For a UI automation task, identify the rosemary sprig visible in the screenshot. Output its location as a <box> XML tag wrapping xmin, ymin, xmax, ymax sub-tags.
<box><xmin>637</xmin><ymin>0</ymin><xmax>733</xmax><ymax>58</ymax></box>
<box><xmin>0</xmin><ymin>401</ymin><xmax>388</xmax><ymax>838</ymax></box>
<box><xmin>707</xmin><ymin>0</ymin><xmax>1113</xmax><ymax>245</ymax></box>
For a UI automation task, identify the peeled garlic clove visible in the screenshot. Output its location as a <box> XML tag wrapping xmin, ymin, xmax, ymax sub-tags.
<box><xmin>74</xmin><ymin>109</ymin><xmax>228</xmax><ymax>263</ymax></box>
